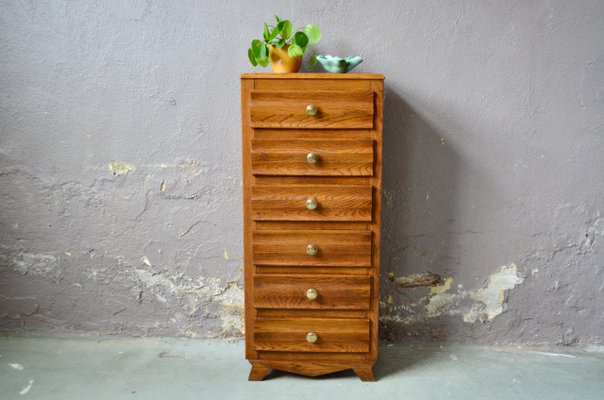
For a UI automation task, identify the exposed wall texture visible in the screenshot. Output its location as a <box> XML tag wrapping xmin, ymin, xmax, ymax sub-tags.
<box><xmin>1</xmin><ymin>0</ymin><xmax>603</xmax><ymax>345</ymax></box>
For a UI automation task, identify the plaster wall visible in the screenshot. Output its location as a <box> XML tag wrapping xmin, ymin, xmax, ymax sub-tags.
<box><xmin>1</xmin><ymin>0</ymin><xmax>603</xmax><ymax>345</ymax></box>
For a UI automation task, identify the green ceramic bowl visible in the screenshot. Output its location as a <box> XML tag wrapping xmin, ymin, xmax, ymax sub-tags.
<box><xmin>316</xmin><ymin>55</ymin><xmax>364</xmax><ymax>73</ymax></box>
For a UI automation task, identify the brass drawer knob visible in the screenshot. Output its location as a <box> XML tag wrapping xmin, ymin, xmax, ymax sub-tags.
<box><xmin>306</xmin><ymin>332</ymin><xmax>318</xmax><ymax>343</ymax></box>
<box><xmin>306</xmin><ymin>196</ymin><xmax>318</xmax><ymax>210</ymax></box>
<box><xmin>305</xmin><ymin>104</ymin><xmax>318</xmax><ymax>116</ymax></box>
<box><xmin>306</xmin><ymin>288</ymin><xmax>318</xmax><ymax>300</ymax></box>
<box><xmin>306</xmin><ymin>152</ymin><xmax>319</xmax><ymax>164</ymax></box>
<box><xmin>306</xmin><ymin>244</ymin><xmax>318</xmax><ymax>256</ymax></box>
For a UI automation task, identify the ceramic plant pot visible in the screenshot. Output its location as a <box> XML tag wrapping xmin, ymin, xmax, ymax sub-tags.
<box><xmin>269</xmin><ymin>45</ymin><xmax>302</xmax><ymax>73</ymax></box>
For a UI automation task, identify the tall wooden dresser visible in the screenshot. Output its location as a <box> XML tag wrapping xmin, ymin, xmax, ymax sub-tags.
<box><xmin>241</xmin><ymin>73</ymin><xmax>384</xmax><ymax>381</ymax></box>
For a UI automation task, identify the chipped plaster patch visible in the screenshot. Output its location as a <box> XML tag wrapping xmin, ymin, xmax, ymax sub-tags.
<box><xmin>134</xmin><ymin>268</ymin><xmax>244</xmax><ymax>337</ymax></box>
<box><xmin>9</xmin><ymin>253</ymin><xmax>58</xmax><ymax>278</ymax></box>
<box><xmin>464</xmin><ymin>264</ymin><xmax>524</xmax><ymax>323</ymax></box>
<box><xmin>139</xmin><ymin>161</ymin><xmax>201</xmax><ymax>176</ymax></box>
<box><xmin>426</xmin><ymin>292</ymin><xmax>456</xmax><ymax>317</ymax></box>
<box><xmin>108</xmin><ymin>161</ymin><xmax>134</xmax><ymax>176</ymax></box>
<box><xmin>421</xmin><ymin>264</ymin><xmax>525</xmax><ymax>323</ymax></box>
<box><xmin>217</xmin><ymin>282</ymin><xmax>245</xmax><ymax>337</ymax></box>
<box><xmin>426</xmin><ymin>277</ymin><xmax>454</xmax><ymax>317</ymax></box>
<box><xmin>431</xmin><ymin>277</ymin><xmax>453</xmax><ymax>294</ymax></box>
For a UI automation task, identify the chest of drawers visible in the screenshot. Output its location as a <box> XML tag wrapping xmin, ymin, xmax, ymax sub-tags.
<box><xmin>241</xmin><ymin>73</ymin><xmax>384</xmax><ymax>381</ymax></box>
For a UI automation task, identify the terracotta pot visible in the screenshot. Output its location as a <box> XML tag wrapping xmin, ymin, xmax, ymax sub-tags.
<box><xmin>269</xmin><ymin>45</ymin><xmax>302</xmax><ymax>73</ymax></box>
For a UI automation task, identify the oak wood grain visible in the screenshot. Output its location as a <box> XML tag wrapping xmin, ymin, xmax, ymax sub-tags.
<box><xmin>241</xmin><ymin>73</ymin><xmax>384</xmax><ymax>80</ymax></box>
<box><xmin>254</xmin><ymin>275</ymin><xmax>371</xmax><ymax>310</ymax></box>
<box><xmin>251</xmin><ymin>138</ymin><xmax>373</xmax><ymax>176</ymax></box>
<box><xmin>255</xmin><ymin>352</ymin><xmax>368</xmax><ymax>361</ymax></box>
<box><xmin>250</xmin><ymin>91</ymin><xmax>374</xmax><ymax>129</ymax></box>
<box><xmin>249</xmin><ymin>360</ymin><xmax>376</xmax><ymax>380</ymax></box>
<box><xmin>353</xmin><ymin>365</ymin><xmax>376</xmax><ymax>381</ymax></box>
<box><xmin>249</xmin><ymin>361</ymin><xmax>350</xmax><ymax>378</ymax></box>
<box><xmin>254</xmin><ymin>175</ymin><xmax>370</xmax><ymax>186</ymax></box>
<box><xmin>252</xmin><ymin>230</ymin><xmax>372</xmax><ymax>267</ymax></box>
<box><xmin>368</xmin><ymin>80</ymin><xmax>384</xmax><ymax>362</ymax></box>
<box><xmin>251</xmin><ymin>185</ymin><xmax>372</xmax><ymax>222</ymax></box>
<box><xmin>241</xmin><ymin>78</ymin><xmax>257</xmax><ymax>361</ymax></box>
<box><xmin>254</xmin><ymin>317</ymin><xmax>369</xmax><ymax>352</ymax></box>
<box><xmin>254</xmin><ymin>128</ymin><xmax>372</xmax><ymax>140</ymax></box>
<box><xmin>254</xmin><ymin>266</ymin><xmax>370</xmax><ymax>275</ymax></box>
<box><xmin>241</xmin><ymin>74</ymin><xmax>383</xmax><ymax>381</ymax></box>
<box><xmin>254</xmin><ymin>221</ymin><xmax>371</xmax><ymax>231</ymax></box>
<box><xmin>248</xmin><ymin>364</ymin><xmax>270</xmax><ymax>381</ymax></box>
<box><xmin>256</xmin><ymin>309</ymin><xmax>369</xmax><ymax>319</ymax></box>
<box><xmin>253</xmin><ymin>79</ymin><xmax>372</xmax><ymax>91</ymax></box>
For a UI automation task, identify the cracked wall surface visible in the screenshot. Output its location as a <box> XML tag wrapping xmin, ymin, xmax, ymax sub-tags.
<box><xmin>1</xmin><ymin>1</ymin><xmax>603</xmax><ymax>345</ymax></box>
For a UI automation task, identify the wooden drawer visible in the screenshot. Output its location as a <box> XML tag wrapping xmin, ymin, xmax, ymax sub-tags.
<box><xmin>251</xmin><ymin>138</ymin><xmax>373</xmax><ymax>176</ymax></box>
<box><xmin>251</xmin><ymin>185</ymin><xmax>372</xmax><ymax>221</ymax></box>
<box><xmin>250</xmin><ymin>91</ymin><xmax>374</xmax><ymax>129</ymax></box>
<box><xmin>252</xmin><ymin>230</ymin><xmax>372</xmax><ymax>267</ymax></box>
<box><xmin>254</xmin><ymin>275</ymin><xmax>371</xmax><ymax>310</ymax></box>
<box><xmin>254</xmin><ymin>318</ymin><xmax>370</xmax><ymax>352</ymax></box>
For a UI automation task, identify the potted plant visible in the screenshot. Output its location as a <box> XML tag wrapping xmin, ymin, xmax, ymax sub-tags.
<box><xmin>247</xmin><ymin>14</ymin><xmax>322</xmax><ymax>73</ymax></box>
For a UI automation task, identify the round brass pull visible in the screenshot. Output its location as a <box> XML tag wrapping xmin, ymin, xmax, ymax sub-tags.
<box><xmin>305</xmin><ymin>196</ymin><xmax>318</xmax><ymax>210</ymax></box>
<box><xmin>306</xmin><ymin>332</ymin><xmax>318</xmax><ymax>343</ymax></box>
<box><xmin>306</xmin><ymin>152</ymin><xmax>319</xmax><ymax>164</ymax></box>
<box><xmin>306</xmin><ymin>244</ymin><xmax>318</xmax><ymax>256</ymax></box>
<box><xmin>306</xmin><ymin>288</ymin><xmax>318</xmax><ymax>300</ymax></box>
<box><xmin>305</xmin><ymin>104</ymin><xmax>318</xmax><ymax>116</ymax></box>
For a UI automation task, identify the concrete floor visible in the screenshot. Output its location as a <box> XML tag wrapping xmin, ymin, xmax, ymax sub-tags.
<box><xmin>0</xmin><ymin>335</ymin><xmax>603</xmax><ymax>400</ymax></box>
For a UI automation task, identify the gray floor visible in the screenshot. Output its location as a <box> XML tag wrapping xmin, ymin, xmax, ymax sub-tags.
<box><xmin>0</xmin><ymin>335</ymin><xmax>603</xmax><ymax>400</ymax></box>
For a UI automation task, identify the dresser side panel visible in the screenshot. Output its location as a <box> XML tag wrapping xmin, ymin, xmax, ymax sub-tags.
<box><xmin>241</xmin><ymin>78</ymin><xmax>257</xmax><ymax>360</ymax></box>
<box><xmin>369</xmin><ymin>79</ymin><xmax>384</xmax><ymax>360</ymax></box>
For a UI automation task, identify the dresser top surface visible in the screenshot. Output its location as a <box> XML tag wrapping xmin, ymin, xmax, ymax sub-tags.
<box><xmin>241</xmin><ymin>73</ymin><xmax>384</xmax><ymax>80</ymax></box>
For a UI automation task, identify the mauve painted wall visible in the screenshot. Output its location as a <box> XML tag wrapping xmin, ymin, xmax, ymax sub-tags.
<box><xmin>1</xmin><ymin>0</ymin><xmax>602</xmax><ymax>345</ymax></box>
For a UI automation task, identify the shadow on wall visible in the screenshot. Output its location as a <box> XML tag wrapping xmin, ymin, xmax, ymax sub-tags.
<box><xmin>379</xmin><ymin>85</ymin><xmax>460</xmax><ymax>343</ymax></box>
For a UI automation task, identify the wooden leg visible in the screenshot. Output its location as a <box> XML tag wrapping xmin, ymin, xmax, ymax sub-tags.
<box><xmin>353</xmin><ymin>365</ymin><xmax>376</xmax><ymax>382</ymax></box>
<box><xmin>248</xmin><ymin>364</ymin><xmax>271</xmax><ymax>381</ymax></box>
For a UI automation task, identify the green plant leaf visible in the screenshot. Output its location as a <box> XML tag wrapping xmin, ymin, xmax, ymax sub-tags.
<box><xmin>274</xmin><ymin>20</ymin><xmax>284</xmax><ymax>42</ymax></box>
<box><xmin>251</xmin><ymin>39</ymin><xmax>264</xmax><ymax>59</ymax></box>
<box><xmin>275</xmin><ymin>38</ymin><xmax>286</xmax><ymax>48</ymax></box>
<box><xmin>274</xmin><ymin>14</ymin><xmax>281</xmax><ymax>23</ymax></box>
<box><xmin>248</xmin><ymin>48</ymin><xmax>258</xmax><ymax>66</ymax></box>
<box><xmin>303</xmin><ymin>24</ymin><xmax>322</xmax><ymax>44</ymax></box>
<box><xmin>250</xmin><ymin>39</ymin><xmax>262</xmax><ymax>59</ymax></box>
<box><xmin>263</xmin><ymin>23</ymin><xmax>269</xmax><ymax>41</ymax></box>
<box><xmin>308</xmin><ymin>54</ymin><xmax>317</xmax><ymax>68</ymax></box>
<box><xmin>288</xmin><ymin>44</ymin><xmax>304</xmax><ymax>58</ymax></box>
<box><xmin>258</xmin><ymin>58</ymin><xmax>269</xmax><ymax>67</ymax></box>
<box><xmin>268</xmin><ymin>25</ymin><xmax>280</xmax><ymax>41</ymax></box>
<box><xmin>293</xmin><ymin>31</ymin><xmax>309</xmax><ymax>49</ymax></box>
<box><xmin>281</xmin><ymin>20</ymin><xmax>293</xmax><ymax>40</ymax></box>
